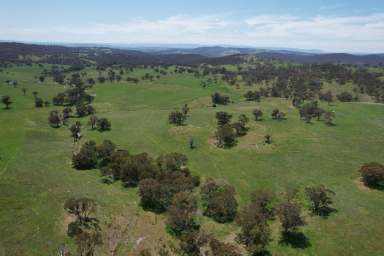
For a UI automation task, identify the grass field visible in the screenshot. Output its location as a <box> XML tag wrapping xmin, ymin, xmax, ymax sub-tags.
<box><xmin>1</xmin><ymin>64</ymin><xmax>384</xmax><ymax>255</ymax></box>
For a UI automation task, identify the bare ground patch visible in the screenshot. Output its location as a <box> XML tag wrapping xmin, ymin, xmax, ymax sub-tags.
<box><xmin>103</xmin><ymin>211</ymin><xmax>176</xmax><ymax>256</ymax></box>
<box><xmin>168</xmin><ymin>125</ymin><xmax>200</xmax><ymax>137</ymax></box>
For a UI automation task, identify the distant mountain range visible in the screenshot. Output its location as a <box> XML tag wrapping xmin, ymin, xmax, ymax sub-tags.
<box><xmin>1</xmin><ymin>42</ymin><xmax>384</xmax><ymax>65</ymax></box>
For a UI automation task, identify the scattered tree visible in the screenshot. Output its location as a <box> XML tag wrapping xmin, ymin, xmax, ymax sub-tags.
<box><xmin>89</xmin><ymin>115</ymin><xmax>98</xmax><ymax>129</ymax></box>
<box><xmin>1</xmin><ymin>95</ymin><xmax>12</xmax><ymax>109</ymax></box>
<box><xmin>253</xmin><ymin>109</ymin><xmax>263</xmax><ymax>121</ymax></box>
<box><xmin>211</xmin><ymin>92</ymin><xmax>230</xmax><ymax>105</ymax></box>
<box><xmin>215</xmin><ymin>112</ymin><xmax>232</xmax><ymax>126</ymax></box>
<box><xmin>265</xmin><ymin>134</ymin><xmax>272</xmax><ymax>144</ymax></box>
<box><xmin>64</xmin><ymin>198</ymin><xmax>96</xmax><ymax>223</ymax></box>
<box><xmin>35</xmin><ymin>97</ymin><xmax>44</xmax><ymax>108</ymax></box>
<box><xmin>305</xmin><ymin>185</ymin><xmax>336</xmax><ymax>216</ymax></box>
<box><xmin>278</xmin><ymin>190</ymin><xmax>307</xmax><ymax>247</ymax></box>
<box><xmin>96</xmin><ymin>118</ymin><xmax>111</xmax><ymax>131</ymax></box>
<box><xmin>323</xmin><ymin>111</ymin><xmax>335</xmax><ymax>125</ymax></box>
<box><xmin>168</xmin><ymin>111</ymin><xmax>186</xmax><ymax>126</ymax></box>
<box><xmin>48</xmin><ymin>110</ymin><xmax>61</xmax><ymax>128</ymax></box>
<box><xmin>70</xmin><ymin>121</ymin><xmax>81</xmax><ymax>142</ymax></box>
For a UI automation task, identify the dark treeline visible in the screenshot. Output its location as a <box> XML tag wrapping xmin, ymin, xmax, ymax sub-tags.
<box><xmin>0</xmin><ymin>42</ymin><xmax>242</xmax><ymax>67</ymax></box>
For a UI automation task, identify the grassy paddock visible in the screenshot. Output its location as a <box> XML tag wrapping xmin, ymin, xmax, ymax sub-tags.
<box><xmin>0</xmin><ymin>65</ymin><xmax>384</xmax><ymax>255</ymax></box>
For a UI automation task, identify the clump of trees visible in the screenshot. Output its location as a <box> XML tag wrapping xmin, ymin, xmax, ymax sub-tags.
<box><xmin>299</xmin><ymin>101</ymin><xmax>336</xmax><ymax>125</ymax></box>
<box><xmin>72</xmin><ymin>140</ymin><xmax>116</xmax><ymax>170</ymax></box>
<box><xmin>167</xmin><ymin>192</ymin><xmax>199</xmax><ymax>236</ymax></box>
<box><xmin>232</xmin><ymin>114</ymin><xmax>249</xmax><ymax>137</ymax></box>
<box><xmin>169</xmin><ymin>104</ymin><xmax>190</xmax><ymax>126</ymax></box>
<box><xmin>237</xmin><ymin>190</ymin><xmax>274</xmax><ymax>255</ymax></box>
<box><xmin>138</xmin><ymin>153</ymin><xmax>200</xmax><ymax>212</ymax></box>
<box><xmin>76</xmin><ymin>103</ymin><xmax>95</xmax><ymax>117</ymax></box>
<box><xmin>215</xmin><ymin>112</ymin><xmax>250</xmax><ymax>148</ymax></box>
<box><xmin>359</xmin><ymin>162</ymin><xmax>384</xmax><ymax>189</ymax></box>
<box><xmin>271</xmin><ymin>108</ymin><xmax>286</xmax><ymax>120</ymax></box>
<box><xmin>299</xmin><ymin>101</ymin><xmax>323</xmax><ymax>123</ymax></box>
<box><xmin>52</xmin><ymin>73</ymin><xmax>94</xmax><ymax>110</ymax></box>
<box><xmin>72</xmin><ymin>141</ymin><xmax>99</xmax><ymax>169</ymax></box>
<box><xmin>337</xmin><ymin>91</ymin><xmax>354</xmax><ymax>102</ymax></box>
<box><xmin>319</xmin><ymin>90</ymin><xmax>333</xmax><ymax>104</ymax></box>
<box><xmin>215</xmin><ymin>112</ymin><xmax>232</xmax><ymax>126</ymax></box>
<box><xmin>244</xmin><ymin>90</ymin><xmax>261</xmax><ymax>102</ymax></box>
<box><xmin>201</xmin><ymin>179</ymin><xmax>238</xmax><ymax>223</ymax></box>
<box><xmin>169</xmin><ymin>111</ymin><xmax>187</xmax><ymax>126</ymax></box>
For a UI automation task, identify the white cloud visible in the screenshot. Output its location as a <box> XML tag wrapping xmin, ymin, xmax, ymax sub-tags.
<box><xmin>1</xmin><ymin>13</ymin><xmax>384</xmax><ymax>52</ymax></box>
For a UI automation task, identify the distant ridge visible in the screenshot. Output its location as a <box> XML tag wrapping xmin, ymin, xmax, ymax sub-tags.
<box><xmin>0</xmin><ymin>42</ymin><xmax>383</xmax><ymax>65</ymax></box>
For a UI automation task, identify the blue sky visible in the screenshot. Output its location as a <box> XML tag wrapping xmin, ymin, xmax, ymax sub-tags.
<box><xmin>1</xmin><ymin>0</ymin><xmax>384</xmax><ymax>52</ymax></box>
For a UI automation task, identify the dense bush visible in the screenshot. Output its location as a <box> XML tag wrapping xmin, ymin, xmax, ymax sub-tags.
<box><xmin>35</xmin><ymin>97</ymin><xmax>44</xmax><ymax>108</ymax></box>
<box><xmin>138</xmin><ymin>153</ymin><xmax>199</xmax><ymax>212</ymax></box>
<box><xmin>305</xmin><ymin>185</ymin><xmax>335</xmax><ymax>215</ymax></box>
<box><xmin>211</xmin><ymin>92</ymin><xmax>230</xmax><ymax>105</ymax></box>
<box><xmin>244</xmin><ymin>90</ymin><xmax>261</xmax><ymax>101</ymax></box>
<box><xmin>215</xmin><ymin>124</ymin><xmax>237</xmax><ymax>148</ymax></box>
<box><xmin>73</xmin><ymin>140</ymin><xmax>116</xmax><ymax>170</ymax></box>
<box><xmin>96</xmin><ymin>118</ymin><xmax>111</xmax><ymax>131</ymax></box>
<box><xmin>237</xmin><ymin>190</ymin><xmax>274</xmax><ymax>255</ymax></box>
<box><xmin>215</xmin><ymin>112</ymin><xmax>232</xmax><ymax>126</ymax></box>
<box><xmin>359</xmin><ymin>162</ymin><xmax>384</xmax><ymax>188</ymax></box>
<box><xmin>167</xmin><ymin>192</ymin><xmax>199</xmax><ymax>236</ymax></box>
<box><xmin>72</xmin><ymin>141</ymin><xmax>98</xmax><ymax>170</ymax></box>
<box><xmin>201</xmin><ymin>179</ymin><xmax>238</xmax><ymax>223</ymax></box>
<box><xmin>337</xmin><ymin>91</ymin><xmax>354</xmax><ymax>102</ymax></box>
<box><xmin>168</xmin><ymin>111</ymin><xmax>186</xmax><ymax>126</ymax></box>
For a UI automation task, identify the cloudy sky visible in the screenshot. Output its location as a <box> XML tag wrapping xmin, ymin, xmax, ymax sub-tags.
<box><xmin>1</xmin><ymin>0</ymin><xmax>384</xmax><ymax>52</ymax></box>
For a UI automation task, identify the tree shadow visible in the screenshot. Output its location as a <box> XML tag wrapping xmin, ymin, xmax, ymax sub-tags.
<box><xmin>279</xmin><ymin>231</ymin><xmax>311</xmax><ymax>249</ymax></box>
<box><xmin>317</xmin><ymin>206</ymin><xmax>338</xmax><ymax>218</ymax></box>
<box><xmin>253</xmin><ymin>250</ymin><xmax>271</xmax><ymax>256</ymax></box>
<box><xmin>363</xmin><ymin>182</ymin><xmax>384</xmax><ymax>191</ymax></box>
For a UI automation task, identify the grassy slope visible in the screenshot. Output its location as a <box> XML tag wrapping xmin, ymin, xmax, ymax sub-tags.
<box><xmin>0</xmin><ymin>65</ymin><xmax>384</xmax><ymax>255</ymax></box>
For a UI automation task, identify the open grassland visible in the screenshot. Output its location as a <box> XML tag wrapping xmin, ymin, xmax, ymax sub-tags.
<box><xmin>1</xmin><ymin>65</ymin><xmax>384</xmax><ymax>255</ymax></box>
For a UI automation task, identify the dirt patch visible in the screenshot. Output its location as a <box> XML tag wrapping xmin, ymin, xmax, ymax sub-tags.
<box><xmin>168</xmin><ymin>125</ymin><xmax>200</xmax><ymax>137</ymax></box>
<box><xmin>93</xmin><ymin>102</ymin><xmax>114</xmax><ymax>113</ymax></box>
<box><xmin>60</xmin><ymin>210</ymin><xmax>77</xmax><ymax>236</ymax></box>
<box><xmin>354</xmin><ymin>178</ymin><xmax>377</xmax><ymax>192</ymax></box>
<box><xmin>103</xmin><ymin>211</ymin><xmax>176</xmax><ymax>256</ymax></box>
<box><xmin>189</xmin><ymin>96</ymin><xmax>212</xmax><ymax>109</ymax></box>
<box><xmin>236</xmin><ymin>128</ymin><xmax>276</xmax><ymax>153</ymax></box>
